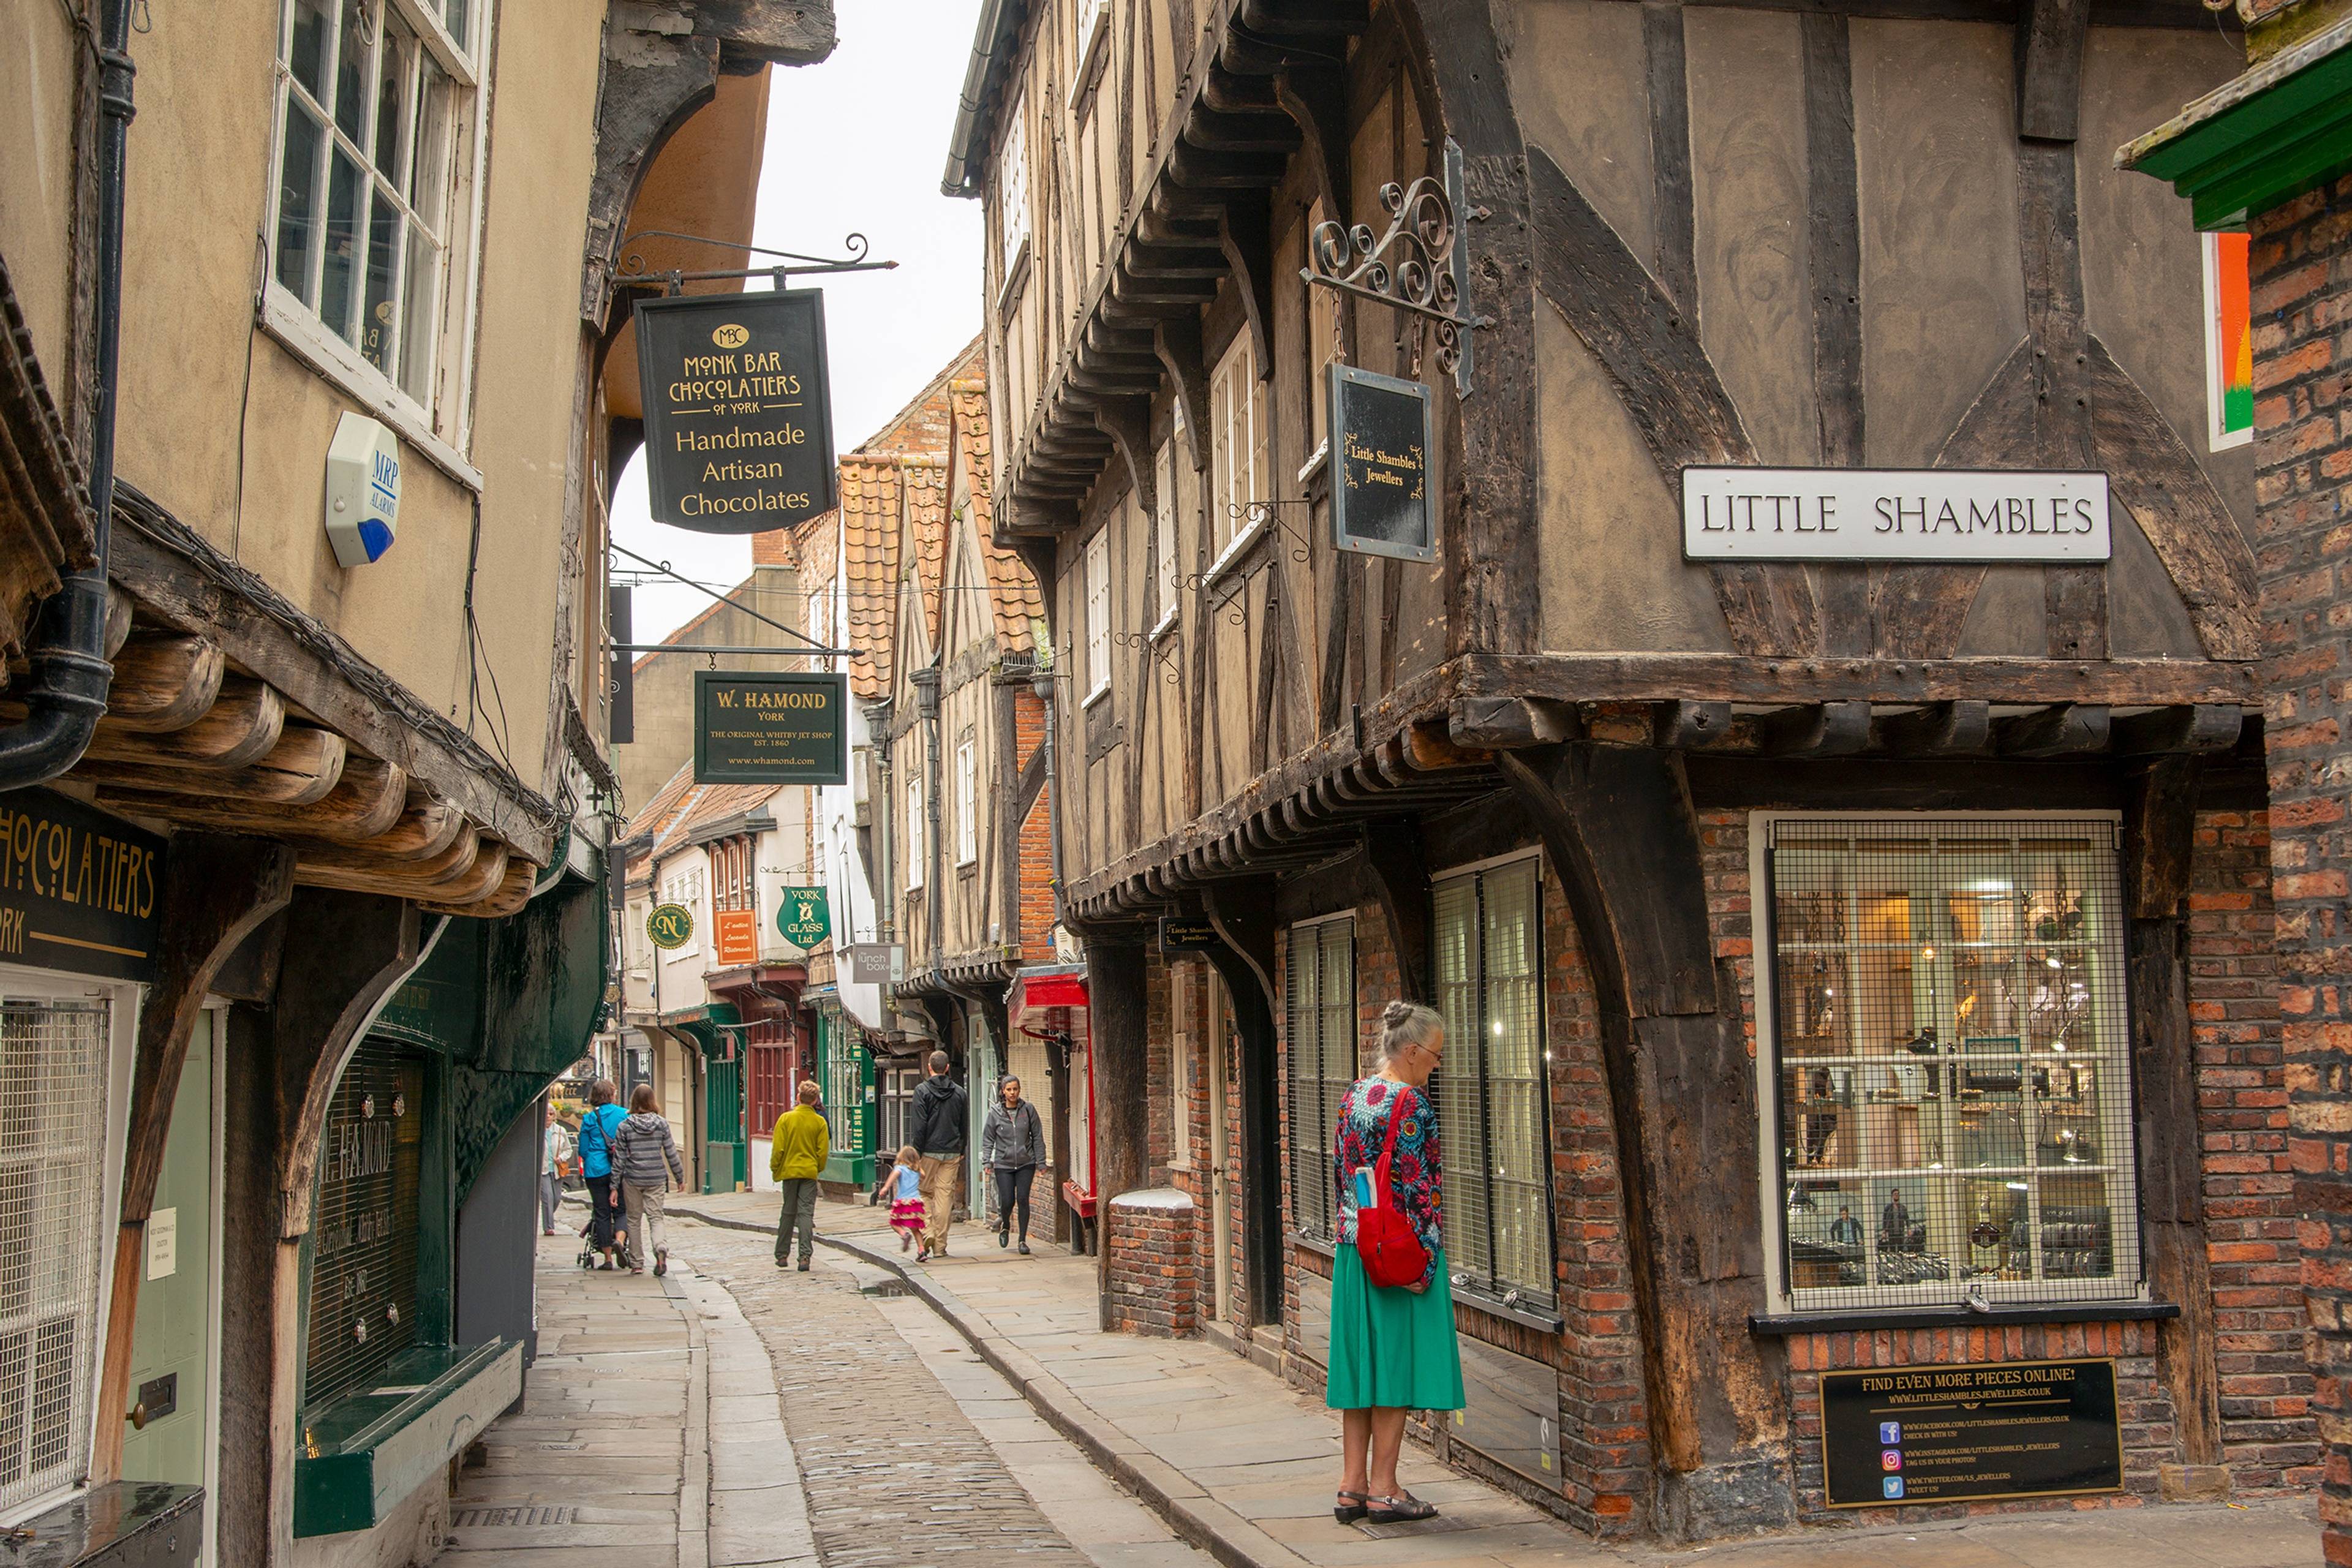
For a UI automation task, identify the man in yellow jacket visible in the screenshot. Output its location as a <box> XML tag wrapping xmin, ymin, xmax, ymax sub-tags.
<box><xmin>771</xmin><ymin>1080</ymin><xmax>829</xmax><ymax>1271</ymax></box>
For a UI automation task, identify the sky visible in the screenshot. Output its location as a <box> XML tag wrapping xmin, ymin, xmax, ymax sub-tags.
<box><xmin>609</xmin><ymin>4</ymin><xmax>987</xmax><ymax>643</ymax></box>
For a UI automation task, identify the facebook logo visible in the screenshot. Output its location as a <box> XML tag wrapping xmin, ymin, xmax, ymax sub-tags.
<box><xmin>1883</xmin><ymin>1477</ymin><xmax>1906</xmax><ymax>1500</ymax></box>
<box><xmin>1880</xmin><ymin>1422</ymin><xmax>1901</xmax><ymax>1445</ymax></box>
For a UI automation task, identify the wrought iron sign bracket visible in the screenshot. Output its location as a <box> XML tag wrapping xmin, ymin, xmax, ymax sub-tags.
<box><xmin>617</xmin><ymin>229</ymin><xmax>899</xmax><ymax>296</ymax></box>
<box><xmin>1300</xmin><ymin>139</ymin><xmax>1492</xmax><ymax>398</ymax></box>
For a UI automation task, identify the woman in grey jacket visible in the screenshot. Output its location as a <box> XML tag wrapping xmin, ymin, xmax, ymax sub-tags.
<box><xmin>612</xmin><ymin>1084</ymin><xmax>688</xmax><ymax>1276</ymax></box>
<box><xmin>979</xmin><ymin>1076</ymin><xmax>1048</xmax><ymax>1254</ymax></box>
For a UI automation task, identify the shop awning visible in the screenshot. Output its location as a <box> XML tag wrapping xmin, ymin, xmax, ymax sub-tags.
<box><xmin>1008</xmin><ymin>967</ymin><xmax>1088</xmax><ymax>1031</ymax></box>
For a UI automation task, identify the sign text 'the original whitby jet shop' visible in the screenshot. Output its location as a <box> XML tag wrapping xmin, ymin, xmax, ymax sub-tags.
<box><xmin>635</xmin><ymin>290</ymin><xmax>838</xmax><ymax>533</ymax></box>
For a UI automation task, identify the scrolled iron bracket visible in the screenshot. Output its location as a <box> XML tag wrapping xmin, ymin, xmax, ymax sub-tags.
<box><xmin>1300</xmin><ymin>138</ymin><xmax>1491</xmax><ymax>397</ymax></box>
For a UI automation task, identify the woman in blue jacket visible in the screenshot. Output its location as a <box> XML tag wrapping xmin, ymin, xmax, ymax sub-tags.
<box><xmin>576</xmin><ymin>1079</ymin><xmax>630</xmax><ymax>1269</ymax></box>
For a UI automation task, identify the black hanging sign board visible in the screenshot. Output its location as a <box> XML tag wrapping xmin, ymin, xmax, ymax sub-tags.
<box><xmin>694</xmin><ymin>670</ymin><xmax>850</xmax><ymax>785</ymax></box>
<box><xmin>1820</xmin><ymin>1357</ymin><xmax>2123</xmax><ymax>1507</ymax></box>
<box><xmin>1329</xmin><ymin>363</ymin><xmax>1436</xmax><ymax>562</ymax></box>
<box><xmin>1158</xmin><ymin>917</ymin><xmax>1221</xmax><ymax>952</ymax></box>
<box><xmin>0</xmin><ymin>788</ymin><xmax>163</xmax><ymax>982</ymax></box>
<box><xmin>635</xmin><ymin>288</ymin><xmax>837</xmax><ymax>533</ymax></box>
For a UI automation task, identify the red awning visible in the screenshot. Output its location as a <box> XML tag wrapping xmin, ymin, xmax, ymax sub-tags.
<box><xmin>1020</xmin><ymin>973</ymin><xmax>1088</xmax><ymax>1009</ymax></box>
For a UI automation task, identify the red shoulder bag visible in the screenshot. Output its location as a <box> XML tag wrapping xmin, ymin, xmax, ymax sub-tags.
<box><xmin>1354</xmin><ymin>1087</ymin><xmax>1431</xmax><ymax>1289</ymax></box>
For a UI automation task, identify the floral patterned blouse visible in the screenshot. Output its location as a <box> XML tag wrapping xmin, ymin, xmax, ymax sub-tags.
<box><xmin>1333</xmin><ymin>1077</ymin><xmax>1443</xmax><ymax>1290</ymax></box>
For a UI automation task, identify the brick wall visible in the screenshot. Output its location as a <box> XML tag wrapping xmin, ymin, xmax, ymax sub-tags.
<box><xmin>1104</xmin><ymin>1189</ymin><xmax>1198</xmax><ymax>1337</ymax></box>
<box><xmin>1012</xmin><ymin>688</ymin><xmax>1055</xmax><ymax>960</ymax></box>
<box><xmin>2248</xmin><ymin>173</ymin><xmax>2352</xmax><ymax>1562</ymax></box>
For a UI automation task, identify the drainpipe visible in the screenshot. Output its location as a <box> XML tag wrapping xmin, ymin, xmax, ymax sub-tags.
<box><xmin>0</xmin><ymin>0</ymin><xmax>132</xmax><ymax>789</ymax></box>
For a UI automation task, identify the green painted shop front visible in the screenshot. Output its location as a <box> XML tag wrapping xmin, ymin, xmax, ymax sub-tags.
<box><xmin>292</xmin><ymin>856</ymin><xmax>609</xmax><ymax>1539</ymax></box>
<box><xmin>810</xmin><ymin>995</ymin><xmax>877</xmax><ymax>1190</ymax></box>
<box><xmin>662</xmin><ymin>1003</ymin><xmax>748</xmax><ymax>1194</ymax></box>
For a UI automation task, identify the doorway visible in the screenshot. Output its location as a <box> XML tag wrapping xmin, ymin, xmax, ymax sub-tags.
<box><xmin>120</xmin><ymin>1009</ymin><xmax>219</xmax><ymax>1561</ymax></box>
<box><xmin>1206</xmin><ymin>974</ymin><xmax>1235</xmax><ymax>1324</ymax></box>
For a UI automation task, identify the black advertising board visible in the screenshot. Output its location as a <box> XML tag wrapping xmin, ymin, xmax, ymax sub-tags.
<box><xmin>1821</xmin><ymin>1358</ymin><xmax>2122</xmax><ymax>1507</ymax></box>
<box><xmin>1329</xmin><ymin>363</ymin><xmax>1435</xmax><ymax>562</ymax></box>
<box><xmin>693</xmin><ymin>670</ymin><xmax>849</xmax><ymax>785</ymax></box>
<box><xmin>635</xmin><ymin>288</ymin><xmax>837</xmax><ymax>533</ymax></box>
<box><xmin>1158</xmin><ymin>917</ymin><xmax>1221</xmax><ymax>951</ymax></box>
<box><xmin>0</xmin><ymin>788</ymin><xmax>163</xmax><ymax>982</ymax></box>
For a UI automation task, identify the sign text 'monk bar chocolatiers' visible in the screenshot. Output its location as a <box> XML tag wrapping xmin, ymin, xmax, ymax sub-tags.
<box><xmin>0</xmin><ymin>788</ymin><xmax>164</xmax><ymax>983</ymax></box>
<box><xmin>1820</xmin><ymin>1358</ymin><xmax>2123</xmax><ymax>1508</ymax></box>
<box><xmin>635</xmin><ymin>289</ymin><xmax>838</xmax><ymax>534</ymax></box>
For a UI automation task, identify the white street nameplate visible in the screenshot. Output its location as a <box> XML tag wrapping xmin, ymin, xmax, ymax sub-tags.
<box><xmin>1681</xmin><ymin>467</ymin><xmax>2110</xmax><ymax>562</ymax></box>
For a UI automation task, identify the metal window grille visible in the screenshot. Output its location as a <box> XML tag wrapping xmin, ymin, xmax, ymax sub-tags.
<box><xmin>0</xmin><ymin>997</ymin><xmax>110</xmax><ymax>1515</ymax></box>
<box><xmin>1431</xmin><ymin>864</ymin><xmax>1555</xmax><ymax>1307</ymax></box>
<box><xmin>1285</xmin><ymin>919</ymin><xmax>1354</xmax><ymax>1240</ymax></box>
<box><xmin>826</xmin><ymin>1022</ymin><xmax>864</xmax><ymax>1158</ymax></box>
<box><xmin>1762</xmin><ymin>816</ymin><xmax>2140</xmax><ymax>1313</ymax></box>
<box><xmin>306</xmin><ymin>1043</ymin><xmax>426</xmax><ymax>1408</ymax></box>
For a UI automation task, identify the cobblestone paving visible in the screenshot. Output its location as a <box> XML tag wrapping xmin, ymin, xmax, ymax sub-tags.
<box><xmin>677</xmin><ymin>1216</ymin><xmax>1098</xmax><ymax>1567</ymax></box>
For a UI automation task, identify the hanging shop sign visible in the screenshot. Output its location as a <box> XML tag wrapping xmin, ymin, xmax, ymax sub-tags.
<box><xmin>1820</xmin><ymin>1358</ymin><xmax>2122</xmax><ymax>1508</ymax></box>
<box><xmin>1328</xmin><ymin>364</ymin><xmax>1436</xmax><ymax>562</ymax></box>
<box><xmin>848</xmin><ymin>941</ymin><xmax>903</xmax><ymax>986</ymax></box>
<box><xmin>714</xmin><ymin>908</ymin><xmax>758</xmax><ymax>967</ymax></box>
<box><xmin>694</xmin><ymin>670</ymin><xmax>849</xmax><ymax>785</ymax></box>
<box><xmin>635</xmin><ymin>288</ymin><xmax>837</xmax><ymax>533</ymax></box>
<box><xmin>1158</xmin><ymin>916</ymin><xmax>1221</xmax><ymax>952</ymax></box>
<box><xmin>775</xmin><ymin>886</ymin><xmax>831</xmax><ymax>949</ymax></box>
<box><xmin>1682</xmin><ymin>467</ymin><xmax>2111</xmax><ymax>563</ymax></box>
<box><xmin>323</xmin><ymin>412</ymin><xmax>401</xmax><ymax>567</ymax></box>
<box><xmin>0</xmin><ymin>788</ymin><xmax>163</xmax><ymax>983</ymax></box>
<box><xmin>647</xmin><ymin>903</ymin><xmax>695</xmax><ymax>951</ymax></box>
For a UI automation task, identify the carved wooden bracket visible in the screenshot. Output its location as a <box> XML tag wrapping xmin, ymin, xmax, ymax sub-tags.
<box><xmin>581</xmin><ymin>1</ymin><xmax>838</xmax><ymax>323</ymax></box>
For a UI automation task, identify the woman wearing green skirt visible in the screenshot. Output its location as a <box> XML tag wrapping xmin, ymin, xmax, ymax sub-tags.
<box><xmin>1326</xmin><ymin>1001</ymin><xmax>1464</xmax><ymax>1526</ymax></box>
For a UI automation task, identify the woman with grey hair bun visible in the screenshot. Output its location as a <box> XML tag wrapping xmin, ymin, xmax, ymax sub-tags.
<box><xmin>1325</xmin><ymin>1000</ymin><xmax>1463</xmax><ymax>1527</ymax></box>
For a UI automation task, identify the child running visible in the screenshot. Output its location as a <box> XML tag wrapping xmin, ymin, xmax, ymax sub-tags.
<box><xmin>882</xmin><ymin>1145</ymin><xmax>927</xmax><ymax>1255</ymax></box>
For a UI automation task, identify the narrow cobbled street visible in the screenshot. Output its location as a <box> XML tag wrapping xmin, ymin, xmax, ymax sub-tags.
<box><xmin>434</xmin><ymin>1215</ymin><xmax>1209</xmax><ymax>1568</ymax></box>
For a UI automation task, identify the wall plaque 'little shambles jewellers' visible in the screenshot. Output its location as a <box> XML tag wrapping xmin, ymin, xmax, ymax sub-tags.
<box><xmin>693</xmin><ymin>670</ymin><xmax>849</xmax><ymax>786</ymax></box>
<box><xmin>635</xmin><ymin>290</ymin><xmax>837</xmax><ymax>533</ymax></box>
<box><xmin>1820</xmin><ymin>1358</ymin><xmax>2122</xmax><ymax>1507</ymax></box>
<box><xmin>1683</xmin><ymin>467</ymin><xmax>2110</xmax><ymax>562</ymax></box>
<box><xmin>1329</xmin><ymin>364</ymin><xmax>1436</xmax><ymax>562</ymax></box>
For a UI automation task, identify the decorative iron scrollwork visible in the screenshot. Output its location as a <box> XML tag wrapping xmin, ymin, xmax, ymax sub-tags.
<box><xmin>1300</xmin><ymin>139</ymin><xmax>1491</xmax><ymax>395</ymax></box>
<box><xmin>616</xmin><ymin>230</ymin><xmax>894</xmax><ymax>295</ymax></box>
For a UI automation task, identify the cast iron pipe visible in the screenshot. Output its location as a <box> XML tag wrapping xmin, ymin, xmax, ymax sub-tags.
<box><xmin>0</xmin><ymin>0</ymin><xmax>130</xmax><ymax>790</ymax></box>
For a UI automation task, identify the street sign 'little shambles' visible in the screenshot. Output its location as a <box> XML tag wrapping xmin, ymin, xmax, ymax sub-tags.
<box><xmin>635</xmin><ymin>290</ymin><xmax>837</xmax><ymax>533</ymax></box>
<box><xmin>1681</xmin><ymin>467</ymin><xmax>2111</xmax><ymax>562</ymax></box>
<box><xmin>693</xmin><ymin>671</ymin><xmax>848</xmax><ymax>785</ymax></box>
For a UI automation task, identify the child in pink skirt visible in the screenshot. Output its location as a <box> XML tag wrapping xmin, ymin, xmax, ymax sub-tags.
<box><xmin>883</xmin><ymin>1144</ymin><xmax>926</xmax><ymax>1253</ymax></box>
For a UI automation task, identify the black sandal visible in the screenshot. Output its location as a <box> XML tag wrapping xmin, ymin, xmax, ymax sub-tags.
<box><xmin>1333</xmin><ymin>1490</ymin><xmax>1368</xmax><ymax>1524</ymax></box>
<box><xmin>1365</xmin><ymin>1492</ymin><xmax>1438</xmax><ymax>1525</ymax></box>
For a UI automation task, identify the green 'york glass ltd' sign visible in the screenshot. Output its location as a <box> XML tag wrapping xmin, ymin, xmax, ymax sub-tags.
<box><xmin>776</xmin><ymin>887</ymin><xmax>830</xmax><ymax>949</ymax></box>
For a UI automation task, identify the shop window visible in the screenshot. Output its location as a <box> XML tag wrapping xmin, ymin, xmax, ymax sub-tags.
<box><xmin>1284</xmin><ymin>918</ymin><xmax>1355</xmax><ymax>1242</ymax></box>
<box><xmin>1170</xmin><ymin>963</ymin><xmax>1196</xmax><ymax>1168</ymax></box>
<box><xmin>745</xmin><ymin>1021</ymin><xmax>791</xmax><ymax>1136</ymax></box>
<box><xmin>826</xmin><ymin>1025</ymin><xmax>865</xmax><ymax>1156</ymax></box>
<box><xmin>0</xmin><ymin>992</ymin><xmax>114</xmax><ymax>1517</ymax></box>
<box><xmin>1431</xmin><ymin>860</ymin><xmax>1553</xmax><ymax>1306</ymax></box>
<box><xmin>1210</xmin><ymin>336</ymin><xmax>1267</xmax><ymax>557</ymax></box>
<box><xmin>306</xmin><ymin>1041</ymin><xmax>428</xmax><ymax>1407</ymax></box>
<box><xmin>1761</xmin><ymin>816</ymin><xmax>2139</xmax><ymax>1313</ymax></box>
<box><xmin>270</xmin><ymin>0</ymin><xmax>480</xmax><ymax>428</ymax></box>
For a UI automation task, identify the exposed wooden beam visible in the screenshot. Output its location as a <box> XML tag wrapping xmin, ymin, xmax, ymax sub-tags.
<box><xmin>86</xmin><ymin>674</ymin><xmax>284</xmax><ymax>771</ymax></box>
<box><xmin>1762</xmin><ymin>700</ymin><xmax>1871</xmax><ymax>756</ymax></box>
<box><xmin>1653</xmin><ymin>699</ymin><xmax>1733</xmax><ymax>750</ymax></box>
<box><xmin>99</xmin><ymin>753</ymin><xmax>409</xmax><ymax>844</ymax></box>
<box><xmin>2113</xmin><ymin>703</ymin><xmax>2244</xmax><ymax>754</ymax></box>
<box><xmin>66</xmin><ymin>723</ymin><xmax>348</xmax><ymax>807</ymax></box>
<box><xmin>1996</xmin><ymin>702</ymin><xmax>2111</xmax><ymax>756</ymax></box>
<box><xmin>1877</xmin><ymin>699</ymin><xmax>1993</xmax><ymax>755</ymax></box>
<box><xmin>1456</xmin><ymin>650</ymin><xmax>2260</xmax><ymax>707</ymax></box>
<box><xmin>91</xmin><ymin>631</ymin><xmax>224</xmax><ymax>733</ymax></box>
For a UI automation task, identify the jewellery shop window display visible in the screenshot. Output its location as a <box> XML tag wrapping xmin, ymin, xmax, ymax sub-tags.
<box><xmin>303</xmin><ymin>1041</ymin><xmax>437</xmax><ymax>1409</ymax></box>
<box><xmin>1755</xmin><ymin>816</ymin><xmax>2140</xmax><ymax>1314</ymax></box>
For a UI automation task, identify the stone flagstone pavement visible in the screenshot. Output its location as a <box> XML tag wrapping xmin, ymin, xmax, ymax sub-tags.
<box><xmin>669</xmin><ymin>1187</ymin><xmax>2323</xmax><ymax>1568</ymax></box>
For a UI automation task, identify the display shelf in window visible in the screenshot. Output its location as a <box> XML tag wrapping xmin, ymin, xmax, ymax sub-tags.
<box><xmin>1760</xmin><ymin>816</ymin><xmax>2138</xmax><ymax>1314</ymax></box>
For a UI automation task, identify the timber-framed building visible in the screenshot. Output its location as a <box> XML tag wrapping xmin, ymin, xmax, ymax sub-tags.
<box><xmin>946</xmin><ymin>0</ymin><xmax>2311</xmax><ymax>1535</ymax></box>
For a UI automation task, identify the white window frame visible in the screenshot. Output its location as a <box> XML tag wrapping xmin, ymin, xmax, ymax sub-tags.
<box><xmin>1207</xmin><ymin>334</ymin><xmax>1268</xmax><ymax>571</ymax></box>
<box><xmin>0</xmin><ymin>971</ymin><xmax>134</xmax><ymax>1528</ymax></box>
<box><xmin>1069</xmin><ymin>0</ymin><xmax>1110</xmax><ymax>108</ymax></box>
<box><xmin>904</xmin><ymin>772</ymin><xmax>924</xmax><ymax>891</ymax></box>
<box><xmin>263</xmin><ymin>0</ymin><xmax>490</xmax><ymax>489</ymax></box>
<box><xmin>995</xmin><ymin>93</ymin><xmax>1031</xmax><ymax>284</ymax></box>
<box><xmin>1750</xmin><ymin>811</ymin><xmax>2144</xmax><ymax>1317</ymax></box>
<box><xmin>954</xmin><ymin>738</ymin><xmax>978</xmax><ymax>867</ymax></box>
<box><xmin>1285</xmin><ymin>914</ymin><xmax>1355</xmax><ymax>1243</ymax></box>
<box><xmin>1151</xmin><ymin>439</ymin><xmax>1179</xmax><ymax>639</ymax></box>
<box><xmin>1429</xmin><ymin>853</ymin><xmax>1553</xmax><ymax>1307</ymax></box>
<box><xmin>1083</xmin><ymin>526</ymin><xmax>1112</xmax><ymax>707</ymax></box>
<box><xmin>1170</xmin><ymin>962</ymin><xmax>1196</xmax><ymax>1169</ymax></box>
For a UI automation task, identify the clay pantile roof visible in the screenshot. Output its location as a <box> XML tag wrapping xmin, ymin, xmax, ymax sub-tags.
<box><xmin>903</xmin><ymin>456</ymin><xmax>950</xmax><ymax>651</ymax></box>
<box><xmin>625</xmin><ymin>762</ymin><xmax>702</xmax><ymax>866</ymax></box>
<box><xmin>667</xmin><ymin>782</ymin><xmax>777</xmax><ymax>847</ymax></box>
<box><xmin>840</xmin><ymin>456</ymin><xmax>903</xmax><ymax>700</ymax></box>
<box><xmin>949</xmin><ymin>378</ymin><xmax>1042</xmax><ymax>653</ymax></box>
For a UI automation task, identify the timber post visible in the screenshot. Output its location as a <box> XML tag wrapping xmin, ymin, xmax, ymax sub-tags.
<box><xmin>2122</xmin><ymin>755</ymin><xmax>2226</xmax><ymax>1486</ymax></box>
<box><xmin>216</xmin><ymin>889</ymin><xmax>426</xmax><ymax>1566</ymax></box>
<box><xmin>1202</xmin><ymin>878</ymin><xmax>1285</xmax><ymax>1326</ymax></box>
<box><xmin>1086</xmin><ymin>932</ymin><xmax>1152</xmax><ymax>1330</ymax></box>
<box><xmin>92</xmin><ymin>834</ymin><xmax>296</xmax><ymax>1483</ymax></box>
<box><xmin>1499</xmin><ymin>741</ymin><xmax>1793</xmax><ymax>1538</ymax></box>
